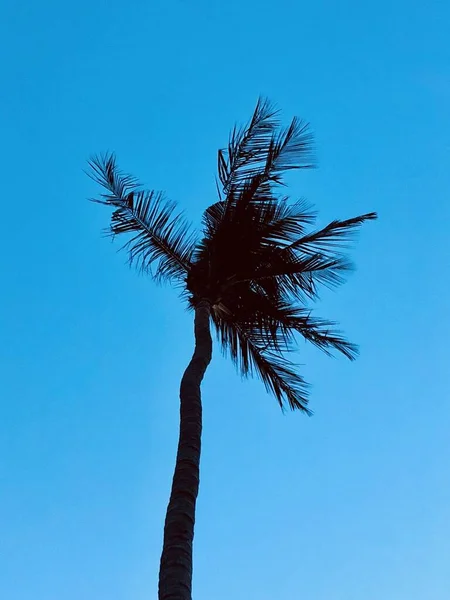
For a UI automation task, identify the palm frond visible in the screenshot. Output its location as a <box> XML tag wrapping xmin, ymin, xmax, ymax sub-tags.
<box><xmin>251</xmin><ymin>252</ymin><xmax>353</xmax><ymax>299</ymax></box>
<box><xmin>289</xmin><ymin>212</ymin><xmax>378</xmax><ymax>255</ymax></box>
<box><xmin>246</xmin><ymin>341</ymin><xmax>310</xmax><ymax>413</ymax></box>
<box><xmin>217</xmin><ymin>211</ymin><xmax>376</xmax><ymax>300</ymax></box>
<box><xmin>212</xmin><ymin>310</ymin><xmax>311</xmax><ymax>412</ymax></box>
<box><xmin>250</xmin><ymin>301</ymin><xmax>359</xmax><ymax>360</ymax></box>
<box><xmin>88</xmin><ymin>153</ymin><xmax>197</xmax><ymax>282</ymax></box>
<box><xmin>218</xmin><ymin>97</ymin><xmax>279</xmax><ymax>194</ymax></box>
<box><xmin>212</xmin><ymin>288</ymin><xmax>358</xmax><ymax>411</ymax></box>
<box><xmin>258</xmin><ymin>115</ymin><xmax>315</xmax><ymax>186</ymax></box>
<box><xmin>217</xmin><ymin>98</ymin><xmax>315</xmax><ymax>215</ymax></box>
<box><xmin>216</xmin><ymin>290</ymin><xmax>358</xmax><ymax>361</ymax></box>
<box><xmin>292</xmin><ymin>314</ymin><xmax>358</xmax><ymax>360</ymax></box>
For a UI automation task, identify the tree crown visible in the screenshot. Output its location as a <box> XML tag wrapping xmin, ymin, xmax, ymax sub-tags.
<box><xmin>88</xmin><ymin>98</ymin><xmax>376</xmax><ymax>412</ymax></box>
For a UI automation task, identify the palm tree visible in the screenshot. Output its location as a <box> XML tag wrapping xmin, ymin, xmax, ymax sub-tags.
<box><xmin>88</xmin><ymin>98</ymin><xmax>376</xmax><ymax>600</ymax></box>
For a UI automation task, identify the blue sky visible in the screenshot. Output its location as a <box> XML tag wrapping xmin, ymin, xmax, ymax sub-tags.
<box><xmin>1</xmin><ymin>0</ymin><xmax>449</xmax><ymax>598</ymax></box>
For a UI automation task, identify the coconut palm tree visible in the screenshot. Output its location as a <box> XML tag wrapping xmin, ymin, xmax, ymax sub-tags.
<box><xmin>88</xmin><ymin>98</ymin><xmax>376</xmax><ymax>600</ymax></box>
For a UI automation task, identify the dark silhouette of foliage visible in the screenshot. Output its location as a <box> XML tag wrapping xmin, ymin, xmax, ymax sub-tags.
<box><xmin>89</xmin><ymin>97</ymin><xmax>376</xmax><ymax>413</ymax></box>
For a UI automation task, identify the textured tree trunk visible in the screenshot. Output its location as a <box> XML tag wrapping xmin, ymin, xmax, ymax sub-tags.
<box><xmin>158</xmin><ymin>300</ymin><xmax>212</xmax><ymax>600</ymax></box>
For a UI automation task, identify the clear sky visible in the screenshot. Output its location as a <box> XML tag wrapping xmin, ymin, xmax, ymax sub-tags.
<box><xmin>1</xmin><ymin>0</ymin><xmax>449</xmax><ymax>598</ymax></box>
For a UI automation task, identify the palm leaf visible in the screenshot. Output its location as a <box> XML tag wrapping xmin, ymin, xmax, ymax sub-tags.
<box><xmin>218</xmin><ymin>97</ymin><xmax>279</xmax><ymax>194</ymax></box>
<box><xmin>258</xmin><ymin>115</ymin><xmax>315</xmax><ymax>186</ymax></box>
<box><xmin>248</xmin><ymin>300</ymin><xmax>359</xmax><ymax>360</ymax></box>
<box><xmin>212</xmin><ymin>309</ymin><xmax>311</xmax><ymax>412</ymax></box>
<box><xmin>217</xmin><ymin>289</ymin><xmax>358</xmax><ymax>360</ymax></box>
<box><xmin>218</xmin><ymin>98</ymin><xmax>315</xmax><ymax>215</ymax></box>
<box><xmin>212</xmin><ymin>286</ymin><xmax>358</xmax><ymax>411</ymax></box>
<box><xmin>88</xmin><ymin>153</ymin><xmax>197</xmax><ymax>282</ymax></box>
<box><xmin>288</xmin><ymin>212</ymin><xmax>378</xmax><ymax>255</ymax></box>
<box><xmin>249</xmin><ymin>251</ymin><xmax>353</xmax><ymax>299</ymax></box>
<box><xmin>222</xmin><ymin>211</ymin><xmax>377</xmax><ymax>300</ymax></box>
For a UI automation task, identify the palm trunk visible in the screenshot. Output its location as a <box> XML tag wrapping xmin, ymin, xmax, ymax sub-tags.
<box><xmin>158</xmin><ymin>300</ymin><xmax>212</xmax><ymax>600</ymax></box>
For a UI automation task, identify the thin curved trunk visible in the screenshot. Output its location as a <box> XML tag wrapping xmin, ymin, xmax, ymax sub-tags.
<box><xmin>158</xmin><ymin>301</ymin><xmax>212</xmax><ymax>600</ymax></box>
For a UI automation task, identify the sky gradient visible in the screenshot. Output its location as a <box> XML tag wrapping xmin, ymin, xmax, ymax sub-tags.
<box><xmin>1</xmin><ymin>0</ymin><xmax>449</xmax><ymax>598</ymax></box>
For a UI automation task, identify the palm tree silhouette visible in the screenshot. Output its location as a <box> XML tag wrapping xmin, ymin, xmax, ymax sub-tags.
<box><xmin>88</xmin><ymin>98</ymin><xmax>376</xmax><ymax>600</ymax></box>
